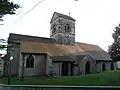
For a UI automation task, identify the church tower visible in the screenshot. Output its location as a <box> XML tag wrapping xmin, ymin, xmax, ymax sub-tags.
<box><xmin>50</xmin><ymin>12</ymin><xmax>76</xmax><ymax>45</ymax></box>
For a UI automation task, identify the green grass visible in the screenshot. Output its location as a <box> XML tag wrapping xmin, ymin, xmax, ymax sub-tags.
<box><xmin>1</xmin><ymin>70</ymin><xmax>120</xmax><ymax>86</ymax></box>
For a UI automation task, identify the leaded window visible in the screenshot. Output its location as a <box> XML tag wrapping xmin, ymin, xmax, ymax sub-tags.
<box><xmin>65</xmin><ymin>24</ymin><xmax>70</xmax><ymax>32</ymax></box>
<box><xmin>26</xmin><ymin>55</ymin><xmax>34</xmax><ymax>68</ymax></box>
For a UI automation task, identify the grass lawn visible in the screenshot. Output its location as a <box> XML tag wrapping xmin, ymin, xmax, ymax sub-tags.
<box><xmin>0</xmin><ymin>70</ymin><xmax>120</xmax><ymax>86</ymax></box>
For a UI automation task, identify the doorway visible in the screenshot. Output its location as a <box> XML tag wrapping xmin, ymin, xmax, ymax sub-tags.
<box><xmin>111</xmin><ymin>63</ymin><xmax>114</xmax><ymax>70</ymax></box>
<box><xmin>62</xmin><ymin>62</ymin><xmax>68</xmax><ymax>76</ymax></box>
<box><xmin>102</xmin><ymin>63</ymin><xmax>106</xmax><ymax>71</ymax></box>
<box><xmin>85</xmin><ymin>61</ymin><xmax>91</xmax><ymax>74</ymax></box>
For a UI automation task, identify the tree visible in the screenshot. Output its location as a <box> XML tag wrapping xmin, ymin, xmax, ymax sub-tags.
<box><xmin>0</xmin><ymin>39</ymin><xmax>20</xmax><ymax>50</ymax></box>
<box><xmin>0</xmin><ymin>0</ymin><xmax>20</xmax><ymax>50</ymax></box>
<box><xmin>108</xmin><ymin>24</ymin><xmax>120</xmax><ymax>61</ymax></box>
<box><xmin>0</xmin><ymin>0</ymin><xmax>20</xmax><ymax>21</ymax></box>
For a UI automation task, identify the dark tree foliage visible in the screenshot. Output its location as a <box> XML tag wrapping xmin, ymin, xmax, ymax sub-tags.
<box><xmin>108</xmin><ymin>24</ymin><xmax>120</xmax><ymax>61</ymax></box>
<box><xmin>0</xmin><ymin>39</ymin><xmax>20</xmax><ymax>50</ymax></box>
<box><xmin>0</xmin><ymin>0</ymin><xmax>20</xmax><ymax>50</ymax></box>
<box><xmin>0</xmin><ymin>0</ymin><xmax>20</xmax><ymax>21</ymax></box>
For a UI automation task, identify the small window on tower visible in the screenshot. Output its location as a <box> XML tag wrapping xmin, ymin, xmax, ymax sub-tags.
<box><xmin>65</xmin><ymin>24</ymin><xmax>70</xmax><ymax>32</ymax></box>
<box><xmin>58</xmin><ymin>26</ymin><xmax>61</xmax><ymax>29</ymax></box>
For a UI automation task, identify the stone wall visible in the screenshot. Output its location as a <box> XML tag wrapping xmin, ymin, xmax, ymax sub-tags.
<box><xmin>52</xmin><ymin>62</ymin><xmax>62</xmax><ymax>76</ymax></box>
<box><xmin>50</xmin><ymin>17</ymin><xmax>75</xmax><ymax>45</ymax></box>
<box><xmin>19</xmin><ymin>54</ymin><xmax>46</xmax><ymax>77</ymax></box>
<box><xmin>96</xmin><ymin>61</ymin><xmax>117</xmax><ymax>73</ymax></box>
<box><xmin>3</xmin><ymin>42</ymin><xmax>21</xmax><ymax>76</ymax></box>
<box><xmin>73</xmin><ymin>66</ymin><xmax>78</xmax><ymax>76</ymax></box>
<box><xmin>76</xmin><ymin>55</ymin><xmax>96</xmax><ymax>75</ymax></box>
<box><xmin>45</xmin><ymin>55</ymin><xmax>52</xmax><ymax>76</ymax></box>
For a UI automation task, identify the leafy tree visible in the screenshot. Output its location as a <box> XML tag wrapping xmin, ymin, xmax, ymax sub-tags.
<box><xmin>0</xmin><ymin>39</ymin><xmax>7</xmax><ymax>50</ymax></box>
<box><xmin>108</xmin><ymin>24</ymin><xmax>120</xmax><ymax>61</ymax></box>
<box><xmin>0</xmin><ymin>39</ymin><xmax>20</xmax><ymax>50</ymax></box>
<box><xmin>0</xmin><ymin>0</ymin><xmax>20</xmax><ymax>21</ymax></box>
<box><xmin>0</xmin><ymin>0</ymin><xmax>20</xmax><ymax>50</ymax></box>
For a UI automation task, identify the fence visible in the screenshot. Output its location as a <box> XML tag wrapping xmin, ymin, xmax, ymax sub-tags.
<box><xmin>0</xmin><ymin>85</ymin><xmax>120</xmax><ymax>90</ymax></box>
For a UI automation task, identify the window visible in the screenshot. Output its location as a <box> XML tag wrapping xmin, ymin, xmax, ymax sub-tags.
<box><xmin>26</xmin><ymin>55</ymin><xmax>34</xmax><ymax>68</ymax></box>
<box><xmin>65</xmin><ymin>24</ymin><xmax>70</xmax><ymax>32</ymax></box>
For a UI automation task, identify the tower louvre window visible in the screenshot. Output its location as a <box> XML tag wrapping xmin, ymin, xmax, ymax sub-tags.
<box><xmin>65</xmin><ymin>24</ymin><xmax>70</xmax><ymax>32</ymax></box>
<box><xmin>58</xmin><ymin>26</ymin><xmax>61</xmax><ymax>29</ymax></box>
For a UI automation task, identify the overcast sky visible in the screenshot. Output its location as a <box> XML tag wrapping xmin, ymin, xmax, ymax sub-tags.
<box><xmin>1</xmin><ymin>0</ymin><xmax>120</xmax><ymax>54</ymax></box>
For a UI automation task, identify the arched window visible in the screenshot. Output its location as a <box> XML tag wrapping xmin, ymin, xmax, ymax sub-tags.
<box><xmin>111</xmin><ymin>63</ymin><xmax>114</xmax><ymax>70</ymax></box>
<box><xmin>102</xmin><ymin>63</ymin><xmax>106</xmax><ymax>72</ymax></box>
<box><xmin>26</xmin><ymin>55</ymin><xmax>34</xmax><ymax>68</ymax></box>
<box><xmin>85</xmin><ymin>61</ymin><xmax>91</xmax><ymax>74</ymax></box>
<box><xmin>65</xmin><ymin>24</ymin><xmax>70</xmax><ymax>32</ymax></box>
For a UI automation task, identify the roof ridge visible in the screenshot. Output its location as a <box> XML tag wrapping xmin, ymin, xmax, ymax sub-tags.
<box><xmin>9</xmin><ymin>33</ymin><xmax>51</xmax><ymax>40</ymax></box>
<box><xmin>76</xmin><ymin>42</ymin><xmax>98</xmax><ymax>46</ymax></box>
<box><xmin>50</xmin><ymin>12</ymin><xmax>76</xmax><ymax>23</ymax></box>
<box><xmin>54</xmin><ymin>12</ymin><xmax>71</xmax><ymax>17</ymax></box>
<box><xmin>9</xmin><ymin>33</ymin><xmax>55</xmax><ymax>43</ymax></box>
<box><xmin>57</xmin><ymin>12</ymin><xmax>75</xmax><ymax>20</ymax></box>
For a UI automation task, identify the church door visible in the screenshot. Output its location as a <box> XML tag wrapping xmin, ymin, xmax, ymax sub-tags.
<box><xmin>85</xmin><ymin>61</ymin><xmax>91</xmax><ymax>74</ymax></box>
<box><xmin>62</xmin><ymin>62</ymin><xmax>68</xmax><ymax>76</ymax></box>
<box><xmin>102</xmin><ymin>63</ymin><xmax>106</xmax><ymax>71</ymax></box>
<box><xmin>111</xmin><ymin>63</ymin><xmax>114</xmax><ymax>70</ymax></box>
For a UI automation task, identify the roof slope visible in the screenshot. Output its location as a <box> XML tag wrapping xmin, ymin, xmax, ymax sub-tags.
<box><xmin>8</xmin><ymin>33</ymin><xmax>55</xmax><ymax>43</ymax></box>
<box><xmin>8</xmin><ymin>33</ymin><xmax>112</xmax><ymax>61</ymax></box>
<box><xmin>76</xmin><ymin>42</ymin><xmax>112</xmax><ymax>60</ymax></box>
<box><xmin>50</xmin><ymin>12</ymin><xmax>76</xmax><ymax>23</ymax></box>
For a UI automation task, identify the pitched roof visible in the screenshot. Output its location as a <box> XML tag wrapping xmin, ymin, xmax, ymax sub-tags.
<box><xmin>8</xmin><ymin>33</ymin><xmax>55</xmax><ymax>43</ymax></box>
<box><xmin>8</xmin><ymin>33</ymin><xmax>112</xmax><ymax>61</ymax></box>
<box><xmin>50</xmin><ymin>12</ymin><xmax>76</xmax><ymax>23</ymax></box>
<box><xmin>75</xmin><ymin>42</ymin><xmax>112</xmax><ymax>60</ymax></box>
<box><xmin>86</xmin><ymin>51</ymin><xmax>112</xmax><ymax>61</ymax></box>
<box><xmin>76</xmin><ymin>55</ymin><xmax>87</xmax><ymax>62</ymax></box>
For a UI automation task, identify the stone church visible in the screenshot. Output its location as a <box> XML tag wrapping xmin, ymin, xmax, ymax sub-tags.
<box><xmin>4</xmin><ymin>12</ymin><xmax>117</xmax><ymax>77</ymax></box>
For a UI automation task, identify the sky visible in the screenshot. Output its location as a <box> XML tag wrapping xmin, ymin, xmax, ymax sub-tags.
<box><xmin>1</xmin><ymin>0</ymin><xmax>120</xmax><ymax>54</ymax></box>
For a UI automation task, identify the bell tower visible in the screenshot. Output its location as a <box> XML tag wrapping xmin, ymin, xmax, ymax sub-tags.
<box><xmin>50</xmin><ymin>12</ymin><xmax>76</xmax><ymax>45</ymax></box>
